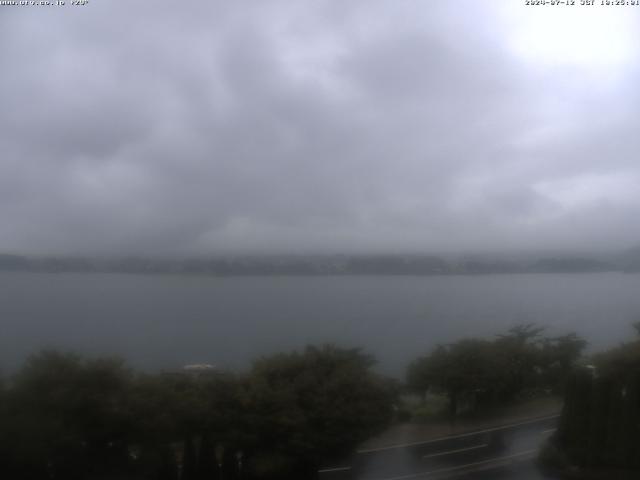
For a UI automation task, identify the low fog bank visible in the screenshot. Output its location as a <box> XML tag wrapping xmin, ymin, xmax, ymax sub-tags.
<box><xmin>2</xmin><ymin>248</ymin><xmax>640</xmax><ymax>275</ymax></box>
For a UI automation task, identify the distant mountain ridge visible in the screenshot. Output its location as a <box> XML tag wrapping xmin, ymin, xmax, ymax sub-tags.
<box><xmin>0</xmin><ymin>251</ymin><xmax>635</xmax><ymax>276</ymax></box>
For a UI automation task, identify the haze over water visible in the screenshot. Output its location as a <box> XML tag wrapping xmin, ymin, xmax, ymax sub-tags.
<box><xmin>2</xmin><ymin>271</ymin><xmax>638</xmax><ymax>377</ymax></box>
<box><xmin>4</xmin><ymin>2</ymin><xmax>640</xmax><ymax>378</ymax></box>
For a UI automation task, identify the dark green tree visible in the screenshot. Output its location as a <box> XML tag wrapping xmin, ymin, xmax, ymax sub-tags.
<box><xmin>539</xmin><ymin>333</ymin><xmax>587</xmax><ymax>392</ymax></box>
<box><xmin>553</xmin><ymin>325</ymin><xmax>640</xmax><ymax>474</ymax></box>
<box><xmin>407</xmin><ymin>324</ymin><xmax>585</xmax><ymax>418</ymax></box>
<box><xmin>4</xmin><ymin>351</ymin><xmax>134</xmax><ymax>480</ymax></box>
<box><xmin>244</xmin><ymin>345</ymin><xmax>396</xmax><ymax>478</ymax></box>
<box><xmin>407</xmin><ymin>339</ymin><xmax>501</xmax><ymax>417</ymax></box>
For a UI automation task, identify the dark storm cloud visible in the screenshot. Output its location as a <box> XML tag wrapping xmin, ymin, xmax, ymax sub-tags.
<box><xmin>2</xmin><ymin>0</ymin><xmax>640</xmax><ymax>255</ymax></box>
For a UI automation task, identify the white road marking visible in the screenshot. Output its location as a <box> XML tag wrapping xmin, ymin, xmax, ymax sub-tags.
<box><xmin>318</xmin><ymin>466</ymin><xmax>352</xmax><ymax>473</ymax></box>
<box><xmin>541</xmin><ymin>428</ymin><xmax>556</xmax><ymax>434</ymax></box>
<box><xmin>357</xmin><ymin>414</ymin><xmax>560</xmax><ymax>454</ymax></box>
<box><xmin>366</xmin><ymin>449</ymin><xmax>537</xmax><ymax>480</ymax></box>
<box><xmin>421</xmin><ymin>443</ymin><xmax>488</xmax><ymax>459</ymax></box>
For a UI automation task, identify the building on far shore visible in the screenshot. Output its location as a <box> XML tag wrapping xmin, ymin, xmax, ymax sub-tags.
<box><xmin>160</xmin><ymin>363</ymin><xmax>218</xmax><ymax>381</ymax></box>
<box><xmin>182</xmin><ymin>363</ymin><xmax>217</xmax><ymax>379</ymax></box>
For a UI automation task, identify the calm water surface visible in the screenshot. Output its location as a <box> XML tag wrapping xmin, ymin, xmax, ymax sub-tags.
<box><xmin>1</xmin><ymin>272</ymin><xmax>639</xmax><ymax>376</ymax></box>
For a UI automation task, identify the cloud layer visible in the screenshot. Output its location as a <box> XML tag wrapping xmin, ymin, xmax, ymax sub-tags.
<box><xmin>2</xmin><ymin>1</ymin><xmax>640</xmax><ymax>255</ymax></box>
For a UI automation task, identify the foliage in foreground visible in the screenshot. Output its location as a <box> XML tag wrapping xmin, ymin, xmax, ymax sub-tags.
<box><xmin>406</xmin><ymin>324</ymin><xmax>587</xmax><ymax>417</ymax></box>
<box><xmin>0</xmin><ymin>345</ymin><xmax>396</xmax><ymax>480</ymax></box>
<box><xmin>550</xmin><ymin>325</ymin><xmax>640</xmax><ymax>475</ymax></box>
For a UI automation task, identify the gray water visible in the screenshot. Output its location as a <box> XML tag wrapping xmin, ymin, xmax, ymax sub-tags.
<box><xmin>1</xmin><ymin>272</ymin><xmax>639</xmax><ymax>377</ymax></box>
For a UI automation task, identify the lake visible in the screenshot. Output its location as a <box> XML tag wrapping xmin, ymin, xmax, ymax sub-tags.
<box><xmin>1</xmin><ymin>272</ymin><xmax>639</xmax><ymax>377</ymax></box>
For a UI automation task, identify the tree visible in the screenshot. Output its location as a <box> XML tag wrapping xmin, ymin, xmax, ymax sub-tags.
<box><xmin>407</xmin><ymin>339</ymin><xmax>501</xmax><ymax>417</ymax></box>
<box><xmin>540</xmin><ymin>333</ymin><xmax>587</xmax><ymax>392</ymax></box>
<box><xmin>0</xmin><ymin>346</ymin><xmax>396</xmax><ymax>480</ymax></box>
<box><xmin>493</xmin><ymin>324</ymin><xmax>546</xmax><ymax>398</ymax></box>
<box><xmin>592</xmin><ymin>324</ymin><xmax>640</xmax><ymax>379</ymax></box>
<box><xmin>552</xmin><ymin>325</ymin><xmax>640</xmax><ymax>474</ymax></box>
<box><xmin>244</xmin><ymin>345</ymin><xmax>396</xmax><ymax>478</ymax></box>
<box><xmin>407</xmin><ymin>324</ymin><xmax>585</xmax><ymax>418</ymax></box>
<box><xmin>4</xmin><ymin>351</ymin><xmax>134</xmax><ymax>480</ymax></box>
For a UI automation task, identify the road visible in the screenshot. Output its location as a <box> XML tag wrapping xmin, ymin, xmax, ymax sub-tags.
<box><xmin>319</xmin><ymin>414</ymin><xmax>560</xmax><ymax>480</ymax></box>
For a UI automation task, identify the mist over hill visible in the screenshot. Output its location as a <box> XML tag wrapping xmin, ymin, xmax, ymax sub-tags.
<box><xmin>2</xmin><ymin>248</ymin><xmax>639</xmax><ymax>276</ymax></box>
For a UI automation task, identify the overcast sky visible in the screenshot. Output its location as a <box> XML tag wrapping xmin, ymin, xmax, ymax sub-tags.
<box><xmin>2</xmin><ymin>0</ymin><xmax>640</xmax><ymax>256</ymax></box>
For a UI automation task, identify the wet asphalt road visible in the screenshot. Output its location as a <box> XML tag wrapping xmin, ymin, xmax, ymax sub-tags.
<box><xmin>320</xmin><ymin>415</ymin><xmax>560</xmax><ymax>480</ymax></box>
